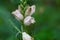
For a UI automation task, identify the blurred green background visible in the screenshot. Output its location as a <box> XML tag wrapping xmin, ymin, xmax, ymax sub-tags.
<box><xmin>0</xmin><ymin>0</ymin><xmax>60</xmax><ymax>40</ymax></box>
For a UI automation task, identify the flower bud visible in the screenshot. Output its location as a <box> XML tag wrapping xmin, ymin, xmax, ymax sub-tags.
<box><xmin>22</xmin><ymin>32</ymin><xmax>34</xmax><ymax>40</ymax></box>
<box><xmin>12</xmin><ymin>10</ymin><xmax>23</xmax><ymax>20</ymax></box>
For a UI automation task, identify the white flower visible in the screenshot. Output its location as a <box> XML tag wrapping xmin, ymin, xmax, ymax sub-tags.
<box><xmin>25</xmin><ymin>5</ymin><xmax>36</xmax><ymax>16</ymax></box>
<box><xmin>12</xmin><ymin>10</ymin><xmax>23</xmax><ymax>20</ymax></box>
<box><xmin>22</xmin><ymin>32</ymin><xmax>34</xmax><ymax>40</ymax></box>
<box><xmin>24</xmin><ymin>16</ymin><xmax>35</xmax><ymax>26</ymax></box>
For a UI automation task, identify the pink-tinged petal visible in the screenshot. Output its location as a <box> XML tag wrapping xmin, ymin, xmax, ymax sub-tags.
<box><xmin>12</xmin><ymin>10</ymin><xmax>23</xmax><ymax>20</ymax></box>
<box><xmin>24</xmin><ymin>16</ymin><xmax>35</xmax><ymax>26</ymax></box>
<box><xmin>24</xmin><ymin>16</ymin><xmax>32</xmax><ymax>26</ymax></box>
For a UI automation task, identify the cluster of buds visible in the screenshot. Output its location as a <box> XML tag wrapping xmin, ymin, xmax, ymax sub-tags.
<box><xmin>12</xmin><ymin>1</ymin><xmax>36</xmax><ymax>40</ymax></box>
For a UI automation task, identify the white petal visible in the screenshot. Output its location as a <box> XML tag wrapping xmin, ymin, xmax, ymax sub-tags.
<box><xmin>24</xmin><ymin>16</ymin><xmax>32</xmax><ymax>26</ymax></box>
<box><xmin>22</xmin><ymin>32</ymin><xmax>33</xmax><ymax>40</ymax></box>
<box><xmin>30</xmin><ymin>5</ymin><xmax>36</xmax><ymax>15</ymax></box>
<box><xmin>12</xmin><ymin>10</ymin><xmax>23</xmax><ymax>20</ymax></box>
<box><xmin>31</xmin><ymin>18</ymin><xmax>35</xmax><ymax>23</ymax></box>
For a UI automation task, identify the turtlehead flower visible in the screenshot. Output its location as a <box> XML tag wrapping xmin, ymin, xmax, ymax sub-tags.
<box><xmin>12</xmin><ymin>10</ymin><xmax>23</xmax><ymax>20</ymax></box>
<box><xmin>22</xmin><ymin>32</ymin><xmax>34</xmax><ymax>40</ymax></box>
<box><xmin>25</xmin><ymin>5</ymin><xmax>36</xmax><ymax>16</ymax></box>
<box><xmin>24</xmin><ymin>16</ymin><xmax>35</xmax><ymax>26</ymax></box>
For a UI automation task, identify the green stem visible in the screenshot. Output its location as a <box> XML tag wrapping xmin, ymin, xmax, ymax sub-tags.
<box><xmin>19</xmin><ymin>0</ymin><xmax>27</xmax><ymax>32</ymax></box>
